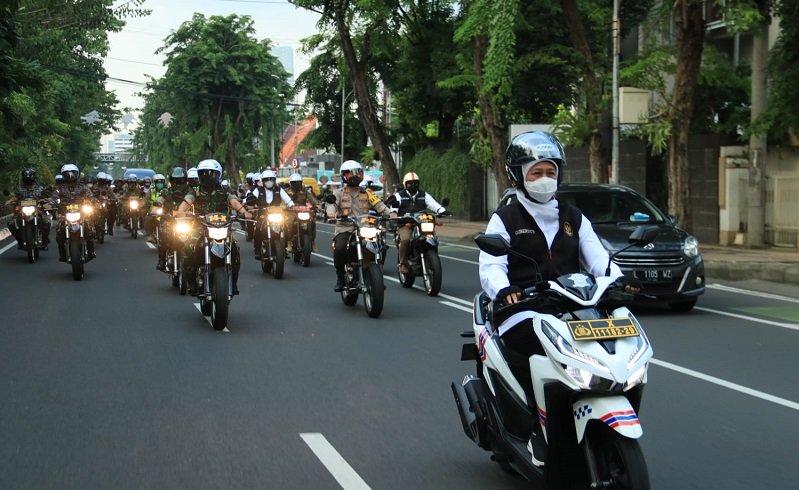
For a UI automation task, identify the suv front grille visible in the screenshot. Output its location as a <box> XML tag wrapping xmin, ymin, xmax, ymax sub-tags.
<box><xmin>613</xmin><ymin>255</ymin><xmax>685</xmax><ymax>267</ymax></box>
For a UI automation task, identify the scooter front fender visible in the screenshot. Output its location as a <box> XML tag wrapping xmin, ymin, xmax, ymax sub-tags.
<box><xmin>572</xmin><ymin>396</ymin><xmax>642</xmax><ymax>443</ymax></box>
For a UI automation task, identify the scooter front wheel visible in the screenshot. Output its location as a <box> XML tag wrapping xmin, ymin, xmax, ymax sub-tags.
<box><xmin>584</xmin><ymin>423</ymin><xmax>650</xmax><ymax>490</ymax></box>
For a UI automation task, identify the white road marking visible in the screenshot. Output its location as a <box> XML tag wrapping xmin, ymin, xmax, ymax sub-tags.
<box><xmin>706</xmin><ymin>283</ymin><xmax>799</xmax><ymax>303</ymax></box>
<box><xmin>300</xmin><ymin>433</ymin><xmax>371</xmax><ymax>490</ymax></box>
<box><xmin>440</xmin><ymin>301</ymin><xmax>472</xmax><ymax>313</ymax></box>
<box><xmin>439</xmin><ymin>254</ymin><xmax>478</xmax><ymax>265</ymax></box>
<box><xmin>0</xmin><ymin>241</ymin><xmax>16</xmax><ymax>256</ymax></box>
<box><xmin>650</xmin><ymin>358</ymin><xmax>799</xmax><ymax>412</ymax></box>
<box><xmin>695</xmin><ymin>306</ymin><xmax>799</xmax><ymax>332</ymax></box>
<box><xmin>146</xmin><ymin>242</ymin><xmax>156</xmax><ymax>249</ymax></box>
<box><xmin>192</xmin><ymin>302</ymin><xmax>229</xmax><ymax>332</ymax></box>
<box><xmin>439</xmin><ymin>240</ymin><xmax>479</xmax><ymax>250</ymax></box>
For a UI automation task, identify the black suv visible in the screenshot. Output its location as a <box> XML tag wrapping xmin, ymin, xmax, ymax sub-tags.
<box><xmin>497</xmin><ymin>184</ymin><xmax>704</xmax><ymax>311</ymax></box>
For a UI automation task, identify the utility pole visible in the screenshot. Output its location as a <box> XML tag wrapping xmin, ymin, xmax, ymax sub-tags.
<box><xmin>746</xmin><ymin>5</ymin><xmax>769</xmax><ymax>247</ymax></box>
<box><xmin>610</xmin><ymin>0</ymin><xmax>620</xmax><ymax>184</ymax></box>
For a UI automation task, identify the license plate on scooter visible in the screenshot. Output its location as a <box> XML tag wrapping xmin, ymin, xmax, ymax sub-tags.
<box><xmin>567</xmin><ymin>318</ymin><xmax>639</xmax><ymax>341</ymax></box>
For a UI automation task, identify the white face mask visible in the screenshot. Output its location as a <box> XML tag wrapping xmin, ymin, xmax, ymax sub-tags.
<box><xmin>524</xmin><ymin>176</ymin><xmax>557</xmax><ymax>202</ymax></box>
<box><xmin>265</xmin><ymin>181</ymin><xmax>275</xmax><ymax>189</ymax></box>
<box><xmin>256</xmin><ymin>181</ymin><xmax>263</xmax><ymax>187</ymax></box>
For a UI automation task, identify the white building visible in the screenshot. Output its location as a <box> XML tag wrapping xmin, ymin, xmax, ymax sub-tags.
<box><xmin>271</xmin><ymin>45</ymin><xmax>294</xmax><ymax>82</ymax></box>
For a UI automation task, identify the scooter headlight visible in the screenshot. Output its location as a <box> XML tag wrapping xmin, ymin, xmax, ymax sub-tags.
<box><xmin>420</xmin><ymin>222</ymin><xmax>435</xmax><ymax>233</ymax></box>
<box><xmin>359</xmin><ymin>226</ymin><xmax>378</xmax><ymax>239</ymax></box>
<box><xmin>625</xmin><ymin>364</ymin><xmax>648</xmax><ymax>391</ymax></box>
<box><xmin>65</xmin><ymin>211</ymin><xmax>81</xmax><ymax>223</ymax></box>
<box><xmin>268</xmin><ymin>212</ymin><xmax>284</xmax><ymax>224</ymax></box>
<box><xmin>21</xmin><ymin>206</ymin><xmax>36</xmax><ymax>216</ymax></box>
<box><xmin>541</xmin><ymin>320</ymin><xmax>611</xmax><ymax>377</ymax></box>
<box><xmin>81</xmin><ymin>204</ymin><xmax>93</xmax><ymax>215</ymax></box>
<box><xmin>129</xmin><ymin>200</ymin><xmax>139</xmax><ymax>210</ymax></box>
<box><xmin>207</xmin><ymin>227</ymin><xmax>229</xmax><ymax>241</ymax></box>
<box><xmin>297</xmin><ymin>211</ymin><xmax>311</xmax><ymax>221</ymax></box>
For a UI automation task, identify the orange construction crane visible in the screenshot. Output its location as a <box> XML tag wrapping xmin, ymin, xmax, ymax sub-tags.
<box><xmin>279</xmin><ymin>116</ymin><xmax>317</xmax><ymax>165</ymax></box>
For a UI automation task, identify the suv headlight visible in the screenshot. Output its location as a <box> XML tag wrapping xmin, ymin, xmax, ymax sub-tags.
<box><xmin>683</xmin><ymin>236</ymin><xmax>699</xmax><ymax>258</ymax></box>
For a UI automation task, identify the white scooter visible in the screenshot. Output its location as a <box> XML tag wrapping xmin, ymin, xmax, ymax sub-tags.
<box><xmin>452</xmin><ymin>226</ymin><xmax>658</xmax><ymax>490</ymax></box>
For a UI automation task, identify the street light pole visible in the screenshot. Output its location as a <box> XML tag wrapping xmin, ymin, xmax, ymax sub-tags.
<box><xmin>341</xmin><ymin>84</ymin><xmax>345</xmax><ymax>165</ymax></box>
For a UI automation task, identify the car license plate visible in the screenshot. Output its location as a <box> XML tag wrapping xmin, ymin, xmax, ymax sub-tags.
<box><xmin>635</xmin><ymin>269</ymin><xmax>673</xmax><ymax>282</ymax></box>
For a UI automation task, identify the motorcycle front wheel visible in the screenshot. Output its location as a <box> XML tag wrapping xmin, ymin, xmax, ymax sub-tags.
<box><xmin>69</xmin><ymin>239</ymin><xmax>83</xmax><ymax>280</ymax></box>
<box><xmin>260</xmin><ymin>241</ymin><xmax>272</xmax><ymax>273</ymax></box>
<box><xmin>363</xmin><ymin>263</ymin><xmax>385</xmax><ymax>318</ymax></box>
<box><xmin>178</xmin><ymin>256</ymin><xmax>188</xmax><ymax>296</ymax></box>
<box><xmin>397</xmin><ymin>256</ymin><xmax>415</xmax><ymax>288</ymax></box>
<box><xmin>97</xmin><ymin>222</ymin><xmax>105</xmax><ymax>244</ymax></box>
<box><xmin>272</xmin><ymin>238</ymin><xmax>285</xmax><ymax>279</ymax></box>
<box><xmin>422</xmin><ymin>250</ymin><xmax>442</xmax><ymax>296</ymax></box>
<box><xmin>341</xmin><ymin>270</ymin><xmax>359</xmax><ymax>306</ymax></box>
<box><xmin>584</xmin><ymin>423</ymin><xmax>650</xmax><ymax>490</ymax></box>
<box><xmin>300</xmin><ymin>233</ymin><xmax>312</xmax><ymax>267</ymax></box>
<box><xmin>25</xmin><ymin>225</ymin><xmax>36</xmax><ymax>263</ymax></box>
<box><xmin>211</xmin><ymin>266</ymin><xmax>229</xmax><ymax>331</ymax></box>
<box><xmin>130</xmin><ymin>218</ymin><xmax>138</xmax><ymax>239</ymax></box>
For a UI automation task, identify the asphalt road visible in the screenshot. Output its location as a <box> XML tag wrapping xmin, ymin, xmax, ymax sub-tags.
<box><xmin>1</xmin><ymin>221</ymin><xmax>797</xmax><ymax>489</ymax></box>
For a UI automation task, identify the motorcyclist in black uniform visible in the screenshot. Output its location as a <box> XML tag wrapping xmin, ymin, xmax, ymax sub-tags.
<box><xmin>155</xmin><ymin>167</ymin><xmax>190</xmax><ymax>271</ymax></box>
<box><xmin>250</xmin><ymin>169</ymin><xmax>295</xmax><ymax>260</ymax></box>
<box><xmin>94</xmin><ymin>172</ymin><xmax>118</xmax><ymax>235</ymax></box>
<box><xmin>284</xmin><ymin>172</ymin><xmax>320</xmax><ymax>252</ymax></box>
<box><xmin>5</xmin><ymin>168</ymin><xmax>52</xmax><ymax>250</ymax></box>
<box><xmin>176</xmin><ymin>159</ymin><xmax>252</xmax><ymax>295</ymax></box>
<box><xmin>54</xmin><ymin>163</ymin><xmax>95</xmax><ymax>262</ymax></box>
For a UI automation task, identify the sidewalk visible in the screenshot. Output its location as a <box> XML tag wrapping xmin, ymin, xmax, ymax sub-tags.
<box><xmin>436</xmin><ymin>219</ymin><xmax>799</xmax><ymax>286</ymax></box>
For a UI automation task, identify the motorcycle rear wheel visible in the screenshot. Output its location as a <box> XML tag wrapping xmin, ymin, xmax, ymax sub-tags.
<box><xmin>130</xmin><ymin>218</ymin><xmax>138</xmax><ymax>239</ymax></box>
<box><xmin>179</xmin><ymin>258</ymin><xmax>188</xmax><ymax>296</ymax></box>
<box><xmin>272</xmin><ymin>238</ymin><xmax>285</xmax><ymax>279</ymax></box>
<box><xmin>364</xmin><ymin>263</ymin><xmax>385</xmax><ymax>318</ymax></box>
<box><xmin>69</xmin><ymin>239</ymin><xmax>83</xmax><ymax>281</ymax></box>
<box><xmin>211</xmin><ymin>267</ymin><xmax>229</xmax><ymax>331</ymax></box>
<box><xmin>584</xmin><ymin>423</ymin><xmax>650</xmax><ymax>490</ymax></box>
<box><xmin>97</xmin><ymin>223</ymin><xmax>105</xmax><ymax>244</ymax></box>
<box><xmin>398</xmin><ymin>257</ymin><xmax>415</xmax><ymax>288</ymax></box>
<box><xmin>25</xmin><ymin>225</ymin><xmax>36</xmax><ymax>263</ymax></box>
<box><xmin>422</xmin><ymin>250</ymin><xmax>442</xmax><ymax>296</ymax></box>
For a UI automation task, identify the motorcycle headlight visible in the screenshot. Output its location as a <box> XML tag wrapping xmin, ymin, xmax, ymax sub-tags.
<box><xmin>683</xmin><ymin>236</ymin><xmax>699</xmax><ymax>258</ymax></box>
<box><xmin>21</xmin><ymin>206</ymin><xmax>36</xmax><ymax>216</ymax></box>
<box><xmin>129</xmin><ymin>200</ymin><xmax>139</xmax><ymax>210</ymax></box>
<box><xmin>420</xmin><ymin>222</ymin><xmax>435</xmax><ymax>233</ymax></box>
<box><xmin>207</xmin><ymin>227</ymin><xmax>229</xmax><ymax>241</ymax></box>
<box><xmin>65</xmin><ymin>211</ymin><xmax>81</xmax><ymax>223</ymax></box>
<box><xmin>268</xmin><ymin>213</ymin><xmax>284</xmax><ymax>224</ymax></box>
<box><xmin>359</xmin><ymin>226</ymin><xmax>378</xmax><ymax>239</ymax></box>
<box><xmin>81</xmin><ymin>204</ymin><xmax>93</xmax><ymax>215</ymax></box>
<box><xmin>175</xmin><ymin>221</ymin><xmax>192</xmax><ymax>235</ymax></box>
<box><xmin>297</xmin><ymin>211</ymin><xmax>311</xmax><ymax>221</ymax></box>
<box><xmin>155</xmin><ymin>207</ymin><xmax>163</xmax><ymax>215</ymax></box>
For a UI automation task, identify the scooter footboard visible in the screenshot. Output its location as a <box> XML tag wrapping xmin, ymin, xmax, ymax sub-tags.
<box><xmin>572</xmin><ymin>396</ymin><xmax>642</xmax><ymax>443</ymax></box>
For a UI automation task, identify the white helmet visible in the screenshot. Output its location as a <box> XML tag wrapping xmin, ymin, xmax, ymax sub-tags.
<box><xmin>289</xmin><ymin>173</ymin><xmax>303</xmax><ymax>182</ymax></box>
<box><xmin>340</xmin><ymin>160</ymin><xmax>363</xmax><ymax>186</ymax></box>
<box><xmin>196</xmin><ymin>159</ymin><xmax>222</xmax><ymax>189</ymax></box>
<box><xmin>187</xmin><ymin>167</ymin><xmax>198</xmax><ymax>179</ymax></box>
<box><xmin>221</xmin><ymin>179</ymin><xmax>229</xmax><ymax>187</ymax></box>
<box><xmin>261</xmin><ymin>169</ymin><xmax>277</xmax><ymax>180</ymax></box>
<box><xmin>60</xmin><ymin>163</ymin><xmax>80</xmax><ymax>183</ymax></box>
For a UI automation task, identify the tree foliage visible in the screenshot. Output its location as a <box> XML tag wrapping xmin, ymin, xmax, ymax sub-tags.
<box><xmin>133</xmin><ymin>14</ymin><xmax>292</xmax><ymax>185</ymax></box>
<box><xmin>0</xmin><ymin>0</ymin><xmax>148</xmax><ymax>198</ymax></box>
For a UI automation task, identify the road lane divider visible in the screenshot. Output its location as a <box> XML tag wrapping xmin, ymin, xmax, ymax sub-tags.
<box><xmin>300</xmin><ymin>433</ymin><xmax>371</xmax><ymax>490</ymax></box>
<box><xmin>707</xmin><ymin>283</ymin><xmax>799</xmax><ymax>303</ymax></box>
<box><xmin>193</xmin><ymin>303</ymin><xmax>229</xmax><ymax>332</ymax></box>
<box><xmin>650</xmin><ymin>358</ymin><xmax>799</xmax><ymax>412</ymax></box>
<box><xmin>0</xmin><ymin>241</ymin><xmax>16</xmax><ymax>256</ymax></box>
<box><xmin>695</xmin><ymin>306</ymin><xmax>799</xmax><ymax>332</ymax></box>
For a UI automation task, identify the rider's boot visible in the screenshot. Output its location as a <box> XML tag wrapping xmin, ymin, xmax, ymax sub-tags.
<box><xmin>334</xmin><ymin>272</ymin><xmax>345</xmax><ymax>292</ymax></box>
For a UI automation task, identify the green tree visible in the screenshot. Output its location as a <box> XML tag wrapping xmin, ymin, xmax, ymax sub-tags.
<box><xmin>134</xmin><ymin>14</ymin><xmax>292</xmax><ymax>186</ymax></box>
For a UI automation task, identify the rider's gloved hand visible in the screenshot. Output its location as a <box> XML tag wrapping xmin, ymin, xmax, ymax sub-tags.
<box><xmin>615</xmin><ymin>275</ymin><xmax>643</xmax><ymax>293</ymax></box>
<box><xmin>324</xmin><ymin>194</ymin><xmax>336</xmax><ymax>204</ymax></box>
<box><xmin>440</xmin><ymin>210</ymin><xmax>452</xmax><ymax>216</ymax></box>
<box><xmin>497</xmin><ymin>285</ymin><xmax>523</xmax><ymax>305</ymax></box>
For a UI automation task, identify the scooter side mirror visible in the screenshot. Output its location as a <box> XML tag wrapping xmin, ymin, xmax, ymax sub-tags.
<box><xmin>474</xmin><ymin>233</ymin><xmax>510</xmax><ymax>257</ymax></box>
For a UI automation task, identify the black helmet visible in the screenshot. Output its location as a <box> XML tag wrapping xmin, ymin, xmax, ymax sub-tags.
<box><xmin>505</xmin><ymin>131</ymin><xmax>566</xmax><ymax>187</ymax></box>
<box><xmin>22</xmin><ymin>168</ymin><xmax>36</xmax><ymax>185</ymax></box>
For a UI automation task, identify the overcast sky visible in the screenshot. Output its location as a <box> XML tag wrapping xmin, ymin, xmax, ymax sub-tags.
<box><xmin>105</xmin><ymin>0</ymin><xmax>321</xmax><ymax>127</ymax></box>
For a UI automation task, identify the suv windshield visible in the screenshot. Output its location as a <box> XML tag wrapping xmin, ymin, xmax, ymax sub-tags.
<box><xmin>557</xmin><ymin>189</ymin><xmax>666</xmax><ymax>224</ymax></box>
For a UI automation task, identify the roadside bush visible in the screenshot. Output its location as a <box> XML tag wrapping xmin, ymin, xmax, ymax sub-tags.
<box><xmin>402</xmin><ymin>147</ymin><xmax>470</xmax><ymax>215</ymax></box>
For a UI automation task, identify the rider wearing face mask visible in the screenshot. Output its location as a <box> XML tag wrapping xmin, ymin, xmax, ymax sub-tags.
<box><xmin>480</xmin><ymin>131</ymin><xmax>641</xmax><ymax>357</ymax></box>
<box><xmin>251</xmin><ymin>169</ymin><xmax>294</xmax><ymax>260</ymax></box>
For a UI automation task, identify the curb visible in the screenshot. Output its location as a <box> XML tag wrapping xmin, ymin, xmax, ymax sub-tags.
<box><xmin>704</xmin><ymin>261</ymin><xmax>799</xmax><ymax>285</ymax></box>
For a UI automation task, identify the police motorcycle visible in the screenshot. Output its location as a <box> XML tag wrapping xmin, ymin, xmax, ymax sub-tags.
<box><xmin>394</xmin><ymin>199</ymin><xmax>449</xmax><ymax>296</ymax></box>
<box><xmin>288</xmin><ymin>205</ymin><xmax>315</xmax><ymax>267</ymax></box>
<box><xmin>256</xmin><ymin>205</ymin><xmax>288</xmax><ymax>279</ymax></box>
<box><xmin>188</xmin><ymin>211</ymin><xmax>244</xmax><ymax>331</ymax></box>
<box><xmin>93</xmin><ymin>195</ymin><xmax>109</xmax><ymax>244</ymax></box>
<box><xmin>127</xmin><ymin>196</ymin><xmax>142</xmax><ymax>239</ymax></box>
<box><xmin>336</xmin><ymin>212</ymin><xmax>387</xmax><ymax>318</ymax></box>
<box><xmin>15</xmin><ymin>197</ymin><xmax>51</xmax><ymax>263</ymax></box>
<box><xmin>149</xmin><ymin>202</ymin><xmax>164</xmax><ymax>246</ymax></box>
<box><xmin>61</xmin><ymin>200</ymin><xmax>95</xmax><ymax>280</ymax></box>
<box><xmin>451</xmin><ymin>226</ymin><xmax>658</xmax><ymax>490</ymax></box>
